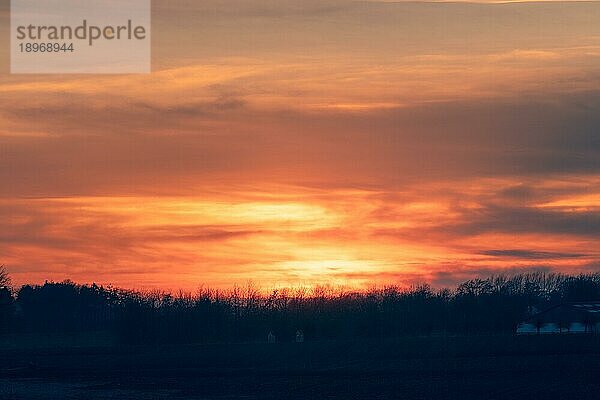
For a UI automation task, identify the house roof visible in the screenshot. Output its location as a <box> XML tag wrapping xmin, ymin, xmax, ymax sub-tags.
<box><xmin>523</xmin><ymin>302</ymin><xmax>600</xmax><ymax>322</ymax></box>
<box><xmin>568</xmin><ymin>303</ymin><xmax>600</xmax><ymax>313</ymax></box>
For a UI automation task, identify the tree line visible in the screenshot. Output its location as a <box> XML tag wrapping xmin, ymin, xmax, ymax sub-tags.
<box><xmin>1</xmin><ymin>267</ymin><xmax>600</xmax><ymax>344</ymax></box>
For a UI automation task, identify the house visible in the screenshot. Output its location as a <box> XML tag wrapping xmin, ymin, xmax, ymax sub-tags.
<box><xmin>516</xmin><ymin>302</ymin><xmax>600</xmax><ymax>335</ymax></box>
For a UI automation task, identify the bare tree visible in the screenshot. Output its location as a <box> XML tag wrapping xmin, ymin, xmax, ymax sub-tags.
<box><xmin>0</xmin><ymin>266</ymin><xmax>10</xmax><ymax>289</ymax></box>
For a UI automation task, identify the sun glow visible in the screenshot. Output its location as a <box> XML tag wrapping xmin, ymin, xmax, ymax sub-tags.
<box><xmin>2</xmin><ymin>1</ymin><xmax>599</xmax><ymax>290</ymax></box>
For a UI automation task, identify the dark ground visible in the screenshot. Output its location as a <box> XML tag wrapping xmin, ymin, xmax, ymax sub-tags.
<box><xmin>1</xmin><ymin>335</ymin><xmax>600</xmax><ymax>399</ymax></box>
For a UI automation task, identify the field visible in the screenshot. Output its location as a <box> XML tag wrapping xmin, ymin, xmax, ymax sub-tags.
<box><xmin>2</xmin><ymin>335</ymin><xmax>600</xmax><ymax>399</ymax></box>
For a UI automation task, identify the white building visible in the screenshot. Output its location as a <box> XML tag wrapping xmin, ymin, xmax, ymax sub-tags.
<box><xmin>517</xmin><ymin>302</ymin><xmax>600</xmax><ymax>335</ymax></box>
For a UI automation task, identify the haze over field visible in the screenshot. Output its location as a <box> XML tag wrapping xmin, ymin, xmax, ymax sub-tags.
<box><xmin>0</xmin><ymin>0</ymin><xmax>598</xmax><ymax>290</ymax></box>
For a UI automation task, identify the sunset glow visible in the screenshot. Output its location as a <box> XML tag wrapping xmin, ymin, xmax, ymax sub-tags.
<box><xmin>1</xmin><ymin>0</ymin><xmax>599</xmax><ymax>291</ymax></box>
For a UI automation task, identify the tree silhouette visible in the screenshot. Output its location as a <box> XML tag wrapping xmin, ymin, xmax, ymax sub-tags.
<box><xmin>0</xmin><ymin>265</ymin><xmax>10</xmax><ymax>289</ymax></box>
<box><xmin>2</xmin><ymin>272</ymin><xmax>600</xmax><ymax>344</ymax></box>
<box><xmin>0</xmin><ymin>266</ymin><xmax>14</xmax><ymax>333</ymax></box>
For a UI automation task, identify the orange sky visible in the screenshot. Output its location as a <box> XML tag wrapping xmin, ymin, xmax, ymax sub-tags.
<box><xmin>0</xmin><ymin>0</ymin><xmax>599</xmax><ymax>291</ymax></box>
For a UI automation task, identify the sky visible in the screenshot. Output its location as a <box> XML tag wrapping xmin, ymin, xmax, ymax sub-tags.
<box><xmin>0</xmin><ymin>0</ymin><xmax>599</xmax><ymax>291</ymax></box>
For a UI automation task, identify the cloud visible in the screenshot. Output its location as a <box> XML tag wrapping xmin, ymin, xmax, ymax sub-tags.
<box><xmin>480</xmin><ymin>249</ymin><xmax>586</xmax><ymax>260</ymax></box>
<box><xmin>450</xmin><ymin>205</ymin><xmax>600</xmax><ymax>237</ymax></box>
<box><xmin>1</xmin><ymin>92</ymin><xmax>599</xmax><ymax>198</ymax></box>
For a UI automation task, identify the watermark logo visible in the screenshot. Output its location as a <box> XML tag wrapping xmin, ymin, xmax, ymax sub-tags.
<box><xmin>11</xmin><ymin>0</ymin><xmax>150</xmax><ymax>73</ymax></box>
